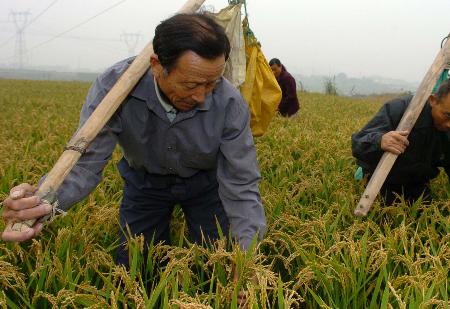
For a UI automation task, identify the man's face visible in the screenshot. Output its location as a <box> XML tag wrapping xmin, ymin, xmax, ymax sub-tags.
<box><xmin>270</xmin><ymin>64</ymin><xmax>282</xmax><ymax>78</ymax></box>
<box><xmin>430</xmin><ymin>93</ymin><xmax>450</xmax><ymax>131</ymax></box>
<box><xmin>151</xmin><ymin>51</ymin><xmax>225</xmax><ymax>112</ymax></box>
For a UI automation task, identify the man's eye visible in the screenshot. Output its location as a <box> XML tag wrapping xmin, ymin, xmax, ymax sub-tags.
<box><xmin>184</xmin><ymin>84</ymin><xmax>197</xmax><ymax>90</ymax></box>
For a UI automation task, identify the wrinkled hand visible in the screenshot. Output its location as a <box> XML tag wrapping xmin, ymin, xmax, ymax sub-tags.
<box><xmin>233</xmin><ymin>266</ymin><xmax>247</xmax><ymax>308</ymax></box>
<box><xmin>232</xmin><ymin>265</ymin><xmax>258</xmax><ymax>308</ymax></box>
<box><xmin>381</xmin><ymin>130</ymin><xmax>409</xmax><ymax>155</ymax></box>
<box><xmin>1</xmin><ymin>183</ymin><xmax>52</xmax><ymax>242</ymax></box>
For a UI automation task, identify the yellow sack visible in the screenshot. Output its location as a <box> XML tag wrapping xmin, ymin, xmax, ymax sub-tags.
<box><xmin>210</xmin><ymin>8</ymin><xmax>281</xmax><ymax>137</ymax></box>
<box><xmin>239</xmin><ymin>20</ymin><xmax>281</xmax><ymax>137</ymax></box>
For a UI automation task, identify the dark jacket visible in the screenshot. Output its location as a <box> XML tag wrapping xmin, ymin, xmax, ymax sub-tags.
<box><xmin>352</xmin><ymin>95</ymin><xmax>450</xmax><ymax>185</ymax></box>
<box><xmin>276</xmin><ymin>66</ymin><xmax>300</xmax><ymax>117</ymax></box>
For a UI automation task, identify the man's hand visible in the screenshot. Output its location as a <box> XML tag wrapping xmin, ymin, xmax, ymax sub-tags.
<box><xmin>232</xmin><ymin>265</ymin><xmax>259</xmax><ymax>308</ymax></box>
<box><xmin>381</xmin><ymin>130</ymin><xmax>409</xmax><ymax>155</ymax></box>
<box><xmin>1</xmin><ymin>183</ymin><xmax>52</xmax><ymax>242</ymax></box>
<box><xmin>233</xmin><ymin>265</ymin><xmax>248</xmax><ymax>308</ymax></box>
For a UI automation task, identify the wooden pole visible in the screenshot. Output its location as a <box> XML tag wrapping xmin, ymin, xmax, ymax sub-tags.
<box><xmin>354</xmin><ymin>36</ymin><xmax>450</xmax><ymax>217</ymax></box>
<box><xmin>7</xmin><ymin>0</ymin><xmax>207</xmax><ymax>232</ymax></box>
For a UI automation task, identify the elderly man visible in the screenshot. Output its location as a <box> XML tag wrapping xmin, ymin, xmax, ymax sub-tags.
<box><xmin>352</xmin><ymin>79</ymin><xmax>450</xmax><ymax>205</ymax></box>
<box><xmin>2</xmin><ymin>13</ymin><xmax>266</xmax><ymax>267</ymax></box>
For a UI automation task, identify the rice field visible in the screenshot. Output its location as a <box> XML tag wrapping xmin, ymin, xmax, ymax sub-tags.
<box><xmin>0</xmin><ymin>79</ymin><xmax>449</xmax><ymax>308</ymax></box>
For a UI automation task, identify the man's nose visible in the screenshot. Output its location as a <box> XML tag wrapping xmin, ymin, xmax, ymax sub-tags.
<box><xmin>191</xmin><ymin>85</ymin><xmax>206</xmax><ymax>103</ymax></box>
<box><xmin>444</xmin><ymin>120</ymin><xmax>450</xmax><ymax>131</ymax></box>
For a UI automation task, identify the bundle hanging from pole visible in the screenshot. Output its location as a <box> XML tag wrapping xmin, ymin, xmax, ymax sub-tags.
<box><xmin>441</xmin><ymin>33</ymin><xmax>450</xmax><ymax>49</ymax></box>
<box><xmin>228</xmin><ymin>0</ymin><xmax>252</xmax><ymax>42</ymax></box>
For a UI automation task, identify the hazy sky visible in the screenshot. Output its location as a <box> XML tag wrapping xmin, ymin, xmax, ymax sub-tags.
<box><xmin>0</xmin><ymin>0</ymin><xmax>449</xmax><ymax>82</ymax></box>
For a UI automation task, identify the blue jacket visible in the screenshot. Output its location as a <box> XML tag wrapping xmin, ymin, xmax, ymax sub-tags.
<box><xmin>352</xmin><ymin>95</ymin><xmax>450</xmax><ymax>185</ymax></box>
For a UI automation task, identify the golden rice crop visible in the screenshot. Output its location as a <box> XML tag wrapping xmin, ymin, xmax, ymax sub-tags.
<box><xmin>0</xmin><ymin>79</ymin><xmax>449</xmax><ymax>308</ymax></box>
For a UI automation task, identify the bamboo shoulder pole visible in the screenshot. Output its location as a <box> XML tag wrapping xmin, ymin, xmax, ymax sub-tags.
<box><xmin>8</xmin><ymin>0</ymin><xmax>206</xmax><ymax>232</ymax></box>
<box><xmin>354</xmin><ymin>37</ymin><xmax>450</xmax><ymax>217</ymax></box>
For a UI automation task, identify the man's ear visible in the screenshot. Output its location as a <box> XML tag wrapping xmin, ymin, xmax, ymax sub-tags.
<box><xmin>430</xmin><ymin>94</ymin><xmax>439</xmax><ymax>107</ymax></box>
<box><xmin>150</xmin><ymin>54</ymin><xmax>163</xmax><ymax>78</ymax></box>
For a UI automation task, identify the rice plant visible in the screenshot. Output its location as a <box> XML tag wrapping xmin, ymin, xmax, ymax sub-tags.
<box><xmin>0</xmin><ymin>80</ymin><xmax>449</xmax><ymax>307</ymax></box>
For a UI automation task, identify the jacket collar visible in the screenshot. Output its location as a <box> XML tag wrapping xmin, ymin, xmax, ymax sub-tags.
<box><xmin>415</xmin><ymin>101</ymin><xmax>433</xmax><ymax>128</ymax></box>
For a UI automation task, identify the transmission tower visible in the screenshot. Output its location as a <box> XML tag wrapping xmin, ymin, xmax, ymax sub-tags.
<box><xmin>121</xmin><ymin>32</ymin><xmax>141</xmax><ymax>57</ymax></box>
<box><xmin>10</xmin><ymin>10</ymin><xmax>31</xmax><ymax>69</ymax></box>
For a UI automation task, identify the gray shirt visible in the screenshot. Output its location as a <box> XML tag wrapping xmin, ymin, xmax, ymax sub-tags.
<box><xmin>57</xmin><ymin>58</ymin><xmax>266</xmax><ymax>249</ymax></box>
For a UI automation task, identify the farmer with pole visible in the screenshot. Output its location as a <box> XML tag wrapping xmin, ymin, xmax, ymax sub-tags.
<box><xmin>353</xmin><ymin>34</ymin><xmax>450</xmax><ymax>216</ymax></box>
<box><xmin>352</xmin><ymin>78</ymin><xmax>450</xmax><ymax>205</ymax></box>
<box><xmin>2</xmin><ymin>13</ymin><xmax>266</xmax><ymax>269</ymax></box>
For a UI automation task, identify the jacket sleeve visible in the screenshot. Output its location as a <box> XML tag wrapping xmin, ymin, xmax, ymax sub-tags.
<box><xmin>284</xmin><ymin>75</ymin><xmax>298</xmax><ymax>102</ymax></box>
<box><xmin>217</xmin><ymin>95</ymin><xmax>266</xmax><ymax>250</ymax></box>
<box><xmin>444</xmin><ymin>164</ymin><xmax>450</xmax><ymax>179</ymax></box>
<box><xmin>55</xmin><ymin>70</ymin><xmax>123</xmax><ymax>211</ymax></box>
<box><xmin>278</xmin><ymin>76</ymin><xmax>297</xmax><ymax>107</ymax></box>
<box><xmin>351</xmin><ymin>97</ymin><xmax>407</xmax><ymax>169</ymax></box>
<box><xmin>442</xmin><ymin>133</ymin><xmax>450</xmax><ymax>178</ymax></box>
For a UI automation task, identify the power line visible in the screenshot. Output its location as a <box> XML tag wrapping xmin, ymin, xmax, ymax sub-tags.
<box><xmin>1</xmin><ymin>0</ymin><xmax>127</xmax><ymax>62</ymax></box>
<box><xmin>25</xmin><ymin>30</ymin><xmax>122</xmax><ymax>42</ymax></box>
<box><xmin>25</xmin><ymin>0</ymin><xmax>127</xmax><ymax>53</ymax></box>
<box><xmin>25</xmin><ymin>0</ymin><xmax>60</xmax><ymax>29</ymax></box>
<box><xmin>0</xmin><ymin>0</ymin><xmax>60</xmax><ymax>49</ymax></box>
<box><xmin>59</xmin><ymin>34</ymin><xmax>122</xmax><ymax>43</ymax></box>
<box><xmin>76</xmin><ymin>39</ymin><xmax>128</xmax><ymax>55</ymax></box>
<box><xmin>0</xmin><ymin>34</ymin><xmax>16</xmax><ymax>49</ymax></box>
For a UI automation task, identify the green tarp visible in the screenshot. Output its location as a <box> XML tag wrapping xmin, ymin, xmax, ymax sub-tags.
<box><xmin>432</xmin><ymin>68</ymin><xmax>449</xmax><ymax>93</ymax></box>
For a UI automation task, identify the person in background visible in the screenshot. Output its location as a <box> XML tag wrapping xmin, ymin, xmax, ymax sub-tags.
<box><xmin>269</xmin><ymin>58</ymin><xmax>300</xmax><ymax>117</ymax></box>
<box><xmin>352</xmin><ymin>78</ymin><xmax>450</xmax><ymax>205</ymax></box>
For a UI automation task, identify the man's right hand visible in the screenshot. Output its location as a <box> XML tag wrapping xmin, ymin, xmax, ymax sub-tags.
<box><xmin>1</xmin><ymin>183</ymin><xmax>52</xmax><ymax>242</ymax></box>
<box><xmin>381</xmin><ymin>130</ymin><xmax>410</xmax><ymax>155</ymax></box>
